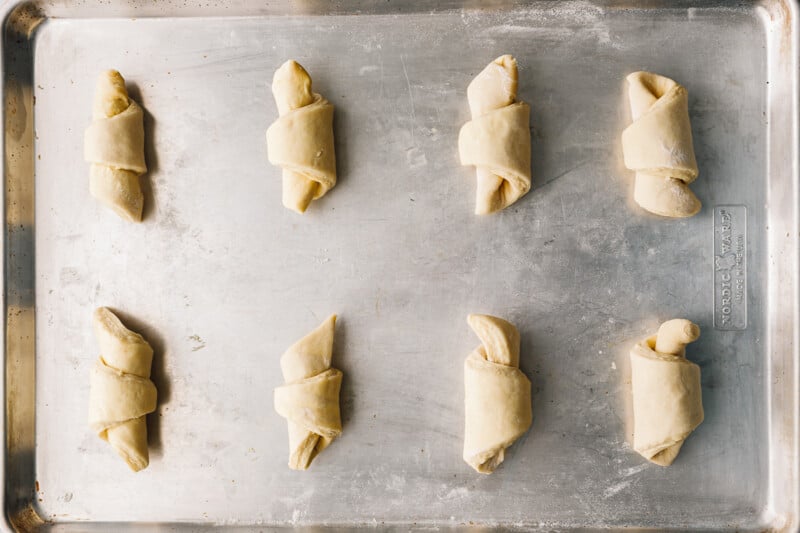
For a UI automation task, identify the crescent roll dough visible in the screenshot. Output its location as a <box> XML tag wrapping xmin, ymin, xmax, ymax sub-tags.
<box><xmin>88</xmin><ymin>307</ymin><xmax>157</xmax><ymax>472</ymax></box>
<box><xmin>463</xmin><ymin>314</ymin><xmax>532</xmax><ymax>474</ymax></box>
<box><xmin>84</xmin><ymin>70</ymin><xmax>147</xmax><ymax>222</ymax></box>
<box><xmin>621</xmin><ymin>72</ymin><xmax>701</xmax><ymax>218</ymax></box>
<box><xmin>630</xmin><ymin>319</ymin><xmax>704</xmax><ymax>466</ymax></box>
<box><xmin>266</xmin><ymin>60</ymin><xmax>336</xmax><ymax>214</ymax></box>
<box><xmin>458</xmin><ymin>55</ymin><xmax>532</xmax><ymax>214</ymax></box>
<box><xmin>274</xmin><ymin>315</ymin><xmax>342</xmax><ymax>470</ymax></box>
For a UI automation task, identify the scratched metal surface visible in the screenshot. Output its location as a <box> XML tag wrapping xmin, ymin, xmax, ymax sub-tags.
<box><xmin>3</xmin><ymin>0</ymin><xmax>798</xmax><ymax>531</ymax></box>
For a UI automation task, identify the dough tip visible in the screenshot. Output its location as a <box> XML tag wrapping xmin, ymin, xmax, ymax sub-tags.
<box><xmin>683</xmin><ymin>322</ymin><xmax>701</xmax><ymax>341</ymax></box>
<box><xmin>271</xmin><ymin>59</ymin><xmax>315</xmax><ymax>115</ymax></box>
<box><xmin>93</xmin><ymin>69</ymin><xmax>130</xmax><ymax>118</ymax></box>
<box><xmin>278</xmin><ymin>59</ymin><xmax>302</xmax><ymax>72</ymax></box>
<box><xmin>626</xmin><ymin>70</ymin><xmax>647</xmax><ymax>83</ymax></box>
<box><xmin>493</xmin><ymin>54</ymin><xmax>517</xmax><ymax>70</ymax></box>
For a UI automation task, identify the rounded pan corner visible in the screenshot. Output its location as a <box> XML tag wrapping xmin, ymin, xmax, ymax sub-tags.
<box><xmin>1</xmin><ymin>1</ymin><xmax>46</xmax><ymax>46</ymax></box>
<box><xmin>5</xmin><ymin>503</ymin><xmax>47</xmax><ymax>533</ymax></box>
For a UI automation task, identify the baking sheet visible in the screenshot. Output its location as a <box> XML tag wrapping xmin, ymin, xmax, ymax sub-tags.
<box><xmin>3</xmin><ymin>0</ymin><xmax>799</xmax><ymax>530</ymax></box>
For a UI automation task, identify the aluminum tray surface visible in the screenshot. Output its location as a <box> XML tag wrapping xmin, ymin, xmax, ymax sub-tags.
<box><xmin>3</xmin><ymin>1</ymin><xmax>799</xmax><ymax>531</ymax></box>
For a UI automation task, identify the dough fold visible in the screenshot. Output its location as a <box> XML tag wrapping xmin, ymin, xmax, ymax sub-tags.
<box><xmin>84</xmin><ymin>70</ymin><xmax>147</xmax><ymax>222</ymax></box>
<box><xmin>87</xmin><ymin>307</ymin><xmax>156</xmax><ymax>472</ymax></box>
<box><xmin>621</xmin><ymin>71</ymin><xmax>700</xmax><ymax>218</ymax></box>
<box><xmin>458</xmin><ymin>55</ymin><xmax>531</xmax><ymax>214</ymax></box>
<box><xmin>266</xmin><ymin>60</ymin><xmax>336</xmax><ymax>213</ymax></box>
<box><xmin>630</xmin><ymin>319</ymin><xmax>704</xmax><ymax>466</ymax></box>
<box><xmin>463</xmin><ymin>314</ymin><xmax>532</xmax><ymax>474</ymax></box>
<box><xmin>274</xmin><ymin>315</ymin><xmax>342</xmax><ymax>469</ymax></box>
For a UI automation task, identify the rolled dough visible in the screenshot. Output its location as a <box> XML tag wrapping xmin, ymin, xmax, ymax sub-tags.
<box><xmin>463</xmin><ymin>314</ymin><xmax>532</xmax><ymax>474</ymax></box>
<box><xmin>274</xmin><ymin>315</ymin><xmax>343</xmax><ymax>470</ymax></box>
<box><xmin>266</xmin><ymin>60</ymin><xmax>337</xmax><ymax>214</ymax></box>
<box><xmin>621</xmin><ymin>71</ymin><xmax>701</xmax><ymax>218</ymax></box>
<box><xmin>458</xmin><ymin>55</ymin><xmax>532</xmax><ymax>214</ymax></box>
<box><xmin>87</xmin><ymin>307</ymin><xmax>157</xmax><ymax>472</ymax></box>
<box><xmin>84</xmin><ymin>70</ymin><xmax>147</xmax><ymax>222</ymax></box>
<box><xmin>630</xmin><ymin>318</ymin><xmax>704</xmax><ymax>466</ymax></box>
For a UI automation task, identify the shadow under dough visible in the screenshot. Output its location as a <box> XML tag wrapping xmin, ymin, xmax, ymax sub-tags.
<box><xmin>332</xmin><ymin>317</ymin><xmax>353</xmax><ymax>431</ymax></box>
<box><xmin>126</xmin><ymin>83</ymin><xmax>158</xmax><ymax>222</ymax></box>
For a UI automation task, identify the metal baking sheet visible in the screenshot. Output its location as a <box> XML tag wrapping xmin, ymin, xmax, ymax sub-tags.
<box><xmin>3</xmin><ymin>0</ymin><xmax>798</xmax><ymax>531</ymax></box>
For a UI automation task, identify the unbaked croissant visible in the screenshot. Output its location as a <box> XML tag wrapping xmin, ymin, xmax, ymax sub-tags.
<box><xmin>458</xmin><ymin>55</ymin><xmax>532</xmax><ymax>214</ymax></box>
<box><xmin>267</xmin><ymin>60</ymin><xmax>336</xmax><ymax>213</ymax></box>
<box><xmin>274</xmin><ymin>315</ymin><xmax>342</xmax><ymax>470</ymax></box>
<box><xmin>87</xmin><ymin>307</ymin><xmax>157</xmax><ymax>472</ymax></box>
<box><xmin>621</xmin><ymin>72</ymin><xmax>701</xmax><ymax>218</ymax></box>
<box><xmin>463</xmin><ymin>314</ymin><xmax>532</xmax><ymax>473</ymax></box>
<box><xmin>84</xmin><ymin>70</ymin><xmax>147</xmax><ymax>222</ymax></box>
<box><xmin>630</xmin><ymin>319</ymin><xmax>704</xmax><ymax>466</ymax></box>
